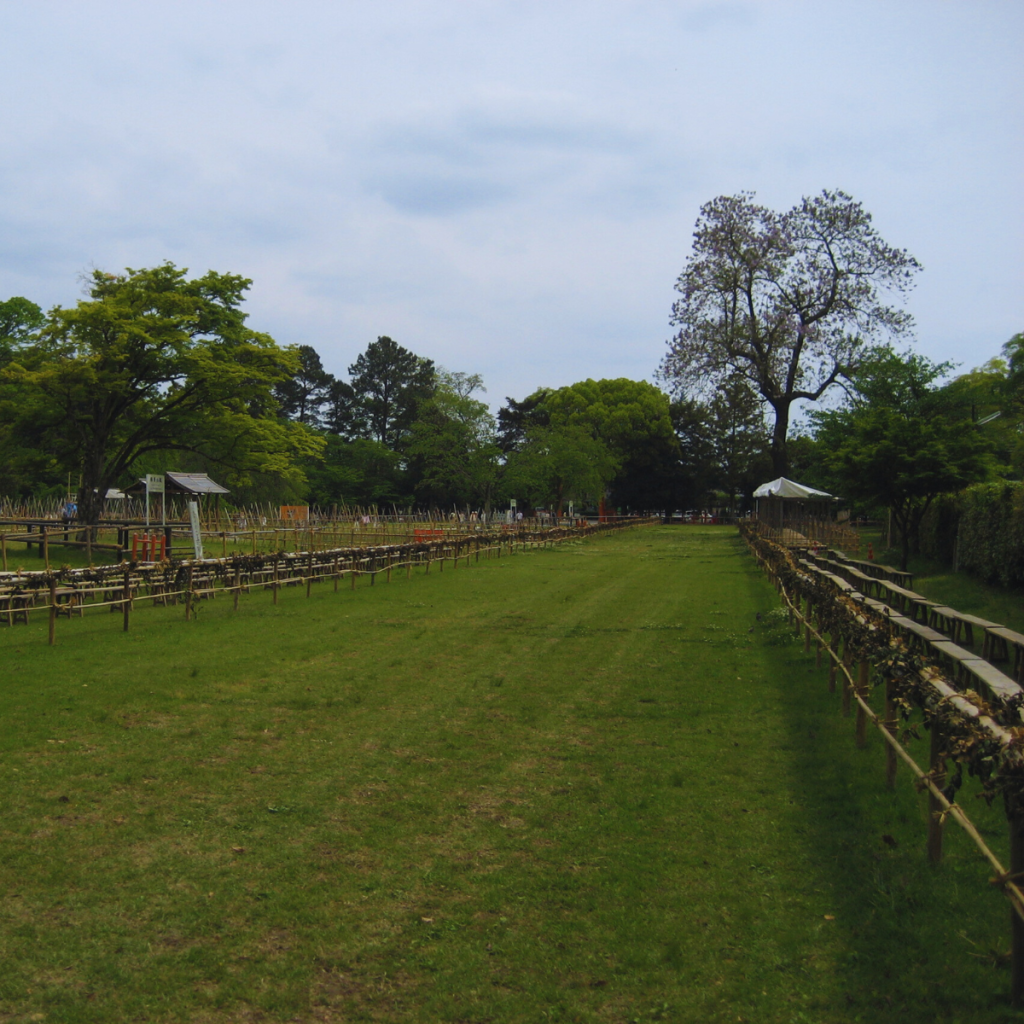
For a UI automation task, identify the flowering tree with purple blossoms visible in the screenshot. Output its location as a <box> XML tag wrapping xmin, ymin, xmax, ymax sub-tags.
<box><xmin>660</xmin><ymin>190</ymin><xmax>921</xmax><ymax>477</ymax></box>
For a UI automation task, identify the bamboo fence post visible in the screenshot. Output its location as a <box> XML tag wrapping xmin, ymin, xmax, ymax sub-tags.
<box><xmin>855</xmin><ymin>659</ymin><xmax>870</xmax><ymax>748</ymax></box>
<box><xmin>43</xmin><ymin>527</ymin><xmax>49</xmax><ymax>570</ymax></box>
<box><xmin>1</xmin><ymin>531</ymin><xmax>6</xmax><ymax>571</ymax></box>
<box><xmin>273</xmin><ymin>556</ymin><xmax>279</xmax><ymax>605</ymax></box>
<box><xmin>927</xmin><ymin>724</ymin><xmax>947</xmax><ymax>863</ymax></box>
<box><xmin>884</xmin><ymin>675</ymin><xmax>899</xmax><ymax>789</ymax></box>
<box><xmin>306</xmin><ymin>550</ymin><xmax>313</xmax><ymax>598</ymax></box>
<box><xmin>252</xmin><ymin>529</ymin><xmax>257</xmax><ymax>555</ymax></box>
<box><xmin>815</xmin><ymin>607</ymin><xmax>823</xmax><ymax>668</ymax></box>
<box><xmin>841</xmin><ymin>639</ymin><xmax>853</xmax><ymax>717</ymax></box>
<box><xmin>122</xmin><ymin>570</ymin><xmax>131</xmax><ymax>632</ymax></box>
<box><xmin>233</xmin><ymin>564</ymin><xmax>241</xmax><ymax>611</ymax></box>
<box><xmin>221</xmin><ymin>531</ymin><xmax>227</xmax><ymax>557</ymax></box>
<box><xmin>185</xmin><ymin>564</ymin><xmax>194</xmax><ymax>621</ymax></box>
<box><xmin>1009</xmin><ymin>803</ymin><xmax>1024</xmax><ymax>1007</ymax></box>
<box><xmin>48</xmin><ymin>578</ymin><xmax>57</xmax><ymax>646</ymax></box>
<box><xmin>333</xmin><ymin>555</ymin><xmax>340</xmax><ymax>593</ymax></box>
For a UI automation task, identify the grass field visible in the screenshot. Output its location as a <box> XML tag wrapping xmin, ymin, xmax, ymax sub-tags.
<box><xmin>0</xmin><ymin>525</ymin><xmax>1019</xmax><ymax>1023</ymax></box>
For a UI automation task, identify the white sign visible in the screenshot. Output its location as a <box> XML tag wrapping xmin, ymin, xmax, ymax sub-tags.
<box><xmin>145</xmin><ymin>474</ymin><xmax>165</xmax><ymax>527</ymax></box>
<box><xmin>510</xmin><ymin>499</ymin><xmax>517</xmax><ymax>510</ymax></box>
<box><xmin>188</xmin><ymin>500</ymin><xmax>204</xmax><ymax>560</ymax></box>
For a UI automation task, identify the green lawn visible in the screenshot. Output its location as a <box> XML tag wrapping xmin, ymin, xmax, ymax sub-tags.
<box><xmin>0</xmin><ymin>526</ymin><xmax>1018</xmax><ymax>1022</ymax></box>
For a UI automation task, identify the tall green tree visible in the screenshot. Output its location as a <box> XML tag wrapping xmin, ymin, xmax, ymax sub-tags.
<box><xmin>670</xmin><ymin>398</ymin><xmax>718</xmax><ymax>511</ymax></box>
<box><xmin>0</xmin><ymin>297</ymin><xmax>45</xmax><ymax>371</ymax></box>
<box><xmin>818</xmin><ymin>347</ymin><xmax>993</xmax><ymax>569</ymax></box>
<box><xmin>542</xmin><ymin>378</ymin><xmax>680</xmax><ymax>511</ymax></box>
<box><xmin>661</xmin><ymin>190</ymin><xmax>921</xmax><ymax>476</ymax></box>
<box><xmin>305</xmin><ymin>436</ymin><xmax>407</xmax><ymax>509</ymax></box>
<box><xmin>496</xmin><ymin>390</ymin><xmax>551</xmax><ymax>453</ymax></box>
<box><xmin>705</xmin><ymin>376</ymin><xmax>770</xmax><ymax>509</ymax></box>
<box><xmin>274</xmin><ymin>344</ymin><xmax>335</xmax><ymax>426</ymax></box>
<box><xmin>322</xmin><ymin>379</ymin><xmax>366</xmax><ymax>440</ymax></box>
<box><xmin>0</xmin><ymin>296</ymin><xmax>44</xmax><ymax>342</ymax></box>
<box><xmin>404</xmin><ymin>371</ymin><xmax>501</xmax><ymax>510</ymax></box>
<box><xmin>504</xmin><ymin>424</ymin><xmax>618</xmax><ymax>514</ymax></box>
<box><xmin>348</xmin><ymin>336</ymin><xmax>435</xmax><ymax>448</ymax></box>
<box><xmin>1</xmin><ymin>264</ymin><xmax>323</xmax><ymax>522</ymax></box>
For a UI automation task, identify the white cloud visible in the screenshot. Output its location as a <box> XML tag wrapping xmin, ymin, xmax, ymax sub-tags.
<box><xmin>0</xmin><ymin>0</ymin><xmax>1020</xmax><ymax>402</ymax></box>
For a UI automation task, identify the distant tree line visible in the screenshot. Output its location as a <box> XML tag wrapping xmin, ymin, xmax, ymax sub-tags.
<box><xmin>7</xmin><ymin>202</ymin><xmax>1012</xmax><ymax>553</ymax></box>
<box><xmin>0</xmin><ymin>264</ymin><xmax>772</xmax><ymax>522</ymax></box>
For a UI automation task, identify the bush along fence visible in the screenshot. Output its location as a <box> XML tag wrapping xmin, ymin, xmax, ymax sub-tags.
<box><xmin>0</xmin><ymin>518</ymin><xmax>658</xmax><ymax>646</ymax></box>
<box><xmin>918</xmin><ymin>481</ymin><xmax>1024</xmax><ymax>587</ymax></box>
<box><xmin>740</xmin><ymin>519</ymin><xmax>1024</xmax><ymax>1007</ymax></box>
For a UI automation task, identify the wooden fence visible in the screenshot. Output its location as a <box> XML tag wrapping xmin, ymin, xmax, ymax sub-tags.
<box><xmin>0</xmin><ymin>518</ymin><xmax>658</xmax><ymax>645</ymax></box>
<box><xmin>741</xmin><ymin>520</ymin><xmax>1024</xmax><ymax>1005</ymax></box>
<box><xmin>0</xmin><ymin>514</ymin><xmax>621</xmax><ymax>569</ymax></box>
<box><xmin>754</xmin><ymin>516</ymin><xmax>862</xmax><ymax>552</ymax></box>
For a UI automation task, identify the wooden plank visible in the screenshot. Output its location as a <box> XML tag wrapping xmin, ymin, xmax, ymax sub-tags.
<box><xmin>929</xmin><ymin>640</ymin><xmax>985</xmax><ymax>685</ymax></box>
<box><xmin>961</xmin><ymin>660</ymin><xmax>1023</xmax><ymax>711</ymax></box>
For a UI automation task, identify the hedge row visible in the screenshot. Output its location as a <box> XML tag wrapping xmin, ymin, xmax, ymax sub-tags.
<box><xmin>919</xmin><ymin>481</ymin><xmax>1024</xmax><ymax>586</ymax></box>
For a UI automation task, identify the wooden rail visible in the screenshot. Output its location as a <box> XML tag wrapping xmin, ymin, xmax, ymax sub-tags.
<box><xmin>741</xmin><ymin>520</ymin><xmax>1024</xmax><ymax>1005</ymax></box>
<box><xmin>0</xmin><ymin>518</ymin><xmax>658</xmax><ymax>637</ymax></box>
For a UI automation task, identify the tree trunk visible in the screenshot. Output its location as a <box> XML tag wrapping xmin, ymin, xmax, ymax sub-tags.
<box><xmin>769</xmin><ymin>401</ymin><xmax>791</xmax><ymax>478</ymax></box>
<box><xmin>77</xmin><ymin>468</ymin><xmax>107</xmax><ymax>526</ymax></box>
<box><xmin>893</xmin><ymin>505</ymin><xmax>911</xmax><ymax>571</ymax></box>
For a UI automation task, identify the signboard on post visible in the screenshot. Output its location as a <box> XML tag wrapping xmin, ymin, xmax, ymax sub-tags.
<box><xmin>145</xmin><ymin>474</ymin><xmax>165</xmax><ymax>527</ymax></box>
<box><xmin>187</xmin><ymin>500</ymin><xmax>204</xmax><ymax>560</ymax></box>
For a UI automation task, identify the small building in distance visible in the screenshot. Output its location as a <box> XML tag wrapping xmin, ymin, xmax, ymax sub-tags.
<box><xmin>161</xmin><ymin>473</ymin><xmax>230</xmax><ymax>500</ymax></box>
<box><xmin>753</xmin><ymin>477</ymin><xmax>835</xmax><ymax>530</ymax></box>
<box><xmin>125</xmin><ymin>472</ymin><xmax>230</xmax><ymax>517</ymax></box>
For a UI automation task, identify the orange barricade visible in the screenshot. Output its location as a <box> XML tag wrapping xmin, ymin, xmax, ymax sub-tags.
<box><xmin>131</xmin><ymin>533</ymin><xmax>167</xmax><ymax>562</ymax></box>
<box><xmin>414</xmin><ymin>529</ymin><xmax>445</xmax><ymax>542</ymax></box>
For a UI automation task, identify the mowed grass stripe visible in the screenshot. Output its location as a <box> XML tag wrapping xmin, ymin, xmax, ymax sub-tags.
<box><xmin>0</xmin><ymin>527</ymin><xmax>1014</xmax><ymax>1023</ymax></box>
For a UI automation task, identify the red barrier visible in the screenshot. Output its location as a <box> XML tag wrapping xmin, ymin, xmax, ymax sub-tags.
<box><xmin>131</xmin><ymin>533</ymin><xmax>167</xmax><ymax>562</ymax></box>
<box><xmin>414</xmin><ymin>529</ymin><xmax>445</xmax><ymax>542</ymax></box>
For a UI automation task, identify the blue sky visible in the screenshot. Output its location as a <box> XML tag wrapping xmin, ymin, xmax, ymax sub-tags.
<box><xmin>1</xmin><ymin>0</ymin><xmax>1021</xmax><ymax>408</ymax></box>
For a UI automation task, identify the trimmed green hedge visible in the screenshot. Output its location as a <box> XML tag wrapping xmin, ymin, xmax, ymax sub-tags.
<box><xmin>918</xmin><ymin>493</ymin><xmax>959</xmax><ymax>565</ymax></box>
<box><xmin>919</xmin><ymin>482</ymin><xmax>1024</xmax><ymax>586</ymax></box>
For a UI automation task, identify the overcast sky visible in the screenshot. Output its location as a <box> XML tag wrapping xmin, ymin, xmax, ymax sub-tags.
<box><xmin>1</xmin><ymin>0</ymin><xmax>1021</xmax><ymax>409</ymax></box>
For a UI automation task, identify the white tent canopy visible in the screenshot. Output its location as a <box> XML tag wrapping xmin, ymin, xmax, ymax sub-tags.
<box><xmin>753</xmin><ymin>477</ymin><xmax>833</xmax><ymax>500</ymax></box>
